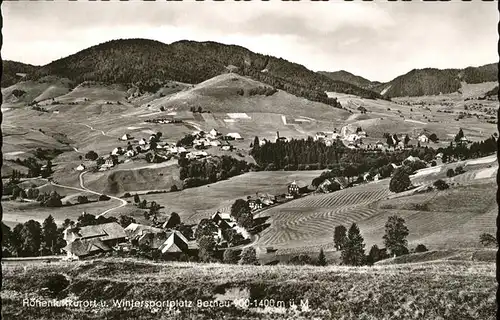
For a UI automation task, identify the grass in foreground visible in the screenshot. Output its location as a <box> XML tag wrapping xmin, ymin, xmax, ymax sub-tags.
<box><xmin>1</xmin><ymin>258</ymin><xmax>495</xmax><ymax>320</ymax></box>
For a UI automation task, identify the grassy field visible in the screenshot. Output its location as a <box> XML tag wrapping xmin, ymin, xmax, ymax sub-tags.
<box><xmin>254</xmin><ymin>158</ymin><xmax>497</xmax><ymax>254</ymax></box>
<box><xmin>1</xmin><ymin>257</ymin><xmax>495</xmax><ymax>320</ymax></box>
<box><xmin>138</xmin><ymin>170</ymin><xmax>323</xmax><ymax>223</ymax></box>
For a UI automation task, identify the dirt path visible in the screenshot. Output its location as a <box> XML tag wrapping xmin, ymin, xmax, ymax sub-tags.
<box><xmin>48</xmin><ymin>172</ymin><xmax>127</xmax><ymax>217</ymax></box>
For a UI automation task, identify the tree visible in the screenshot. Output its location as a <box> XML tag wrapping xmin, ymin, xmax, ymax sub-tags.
<box><xmin>404</xmin><ymin>135</ymin><xmax>410</xmax><ymax>146</ymax></box>
<box><xmin>85</xmin><ymin>151</ymin><xmax>98</xmax><ymax>161</ymax></box>
<box><xmin>251</xmin><ymin>136</ymin><xmax>260</xmax><ymax>155</ymax></box>
<box><xmin>317</xmin><ymin>248</ymin><xmax>327</xmax><ymax>266</ymax></box>
<box><xmin>455</xmin><ymin>166</ymin><xmax>465</xmax><ymax>175</ymax></box>
<box><xmin>289</xmin><ymin>254</ymin><xmax>312</xmax><ymax>265</ymax></box>
<box><xmin>119</xmin><ymin>215</ymin><xmax>136</xmax><ymax>228</ymax></box>
<box><xmin>231</xmin><ymin>199</ymin><xmax>250</xmax><ymax>221</ymax></box>
<box><xmin>20</xmin><ymin>220</ymin><xmax>43</xmax><ymax>256</ymax></box>
<box><xmin>10</xmin><ymin>224</ymin><xmax>24</xmax><ymax>256</ymax></box>
<box><xmin>429</xmin><ymin>133</ymin><xmax>438</xmax><ymax>143</ymax></box>
<box><xmin>223</xmin><ymin>249</ymin><xmax>240</xmax><ymax>264</ymax></box>
<box><xmin>389</xmin><ymin>168</ymin><xmax>411</xmax><ymax>193</ymax></box>
<box><xmin>479</xmin><ymin>233</ymin><xmax>497</xmax><ymax>247</ymax></box>
<box><xmin>366</xmin><ymin>245</ymin><xmax>382</xmax><ymax>266</ymax></box>
<box><xmin>236</xmin><ymin>211</ymin><xmax>254</xmax><ymax>229</ymax></box>
<box><xmin>195</xmin><ymin>219</ymin><xmax>218</xmax><ymax>240</ymax></box>
<box><xmin>239</xmin><ymin>247</ymin><xmax>258</xmax><ymax>265</ymax></box>
<box><xmin>165</xmin><ymin>212</ymin><xmax>181</xmax><ymax>229</ymax></box>
<box><xmin>99</xmin><ymin>194</ymin><xmax>111</xmax><ymax>201</ymax></box>
<box><xmin>77</xmin><ymin>213</ymin><xmax>97</xmax><ymax>227</ymax></box>
<box><xmin>133</xmin><ymin>194</ymin><xmax>140</xmax><ymax>204</ymax></box>
<box><xmin>77</xmin><ymin>195</ymin><xmax>89</xmax><ymax>204</ymax></box>
<box><xmin>41</xmin><ymin>215</ymin><xmax>58</xmax><ymax>255</ymax></box>
<box><xmin>170</xmin><ymin>185</ymin><xmax>179</xmax><ymax>192</ymax></box>
<box><xmin>333</xmin><ymin>225</ymin><xmax>347</xmax><ymax>251</ymax></box>
<box><xmin>383</xmin><ymin>216</ymin><xmax>409</xmax><ymax>257</ymax></box>
<box><xmin>446</xmin><ymin>168</ymin><xmax>455</xmax><ymax>178</ymax></box>
<box><xmin>198</xmin><ymin>235</ymin><xmax>217</xmax><ymax>262</ymax></box>
<box><xmin>433</xmin><ymin>179</ymin><xmax>449</xmax><ymax>190</ymax></box>
<box><xmin>1</xmin><ymin>222</ymin><xmax>12</xmax><ymax>257</ymax></box>
<box><xmin>454</xmin><ymin>128</ymin><xmax>464</xmax><ymax>143</ymax></box>
<box><xmin>414</xmin><ymin>244</ymin><xmax>428</xmax><ymax>253</ymax></box>
<box><xmin>341</xmin><ymin>223</ymin><xmax>366</xmax><ymax>266</ymax></box>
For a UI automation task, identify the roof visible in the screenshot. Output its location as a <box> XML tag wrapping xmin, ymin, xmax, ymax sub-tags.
<box><xmin>73</xmin><ymin>222</ymin><xmax>126</xmax><ymax>242</ymax></box>
<box><xmin>138</xmin><ymin>232</ymin><xmax>170</xmax><ymax>250</ymax></box>
<box><xmin>124</xmin><ymin>223</ymin><xmax>164</xmax><ymax>239</ymax></box>
<box><xmin>227</xmin><ymin>132</ymin><xmax>242</xmax><ymax>139</ymax></box>
<box><xmin>159</xmin><ymin>231</ymin><xmax>189</xmax><ymax>253</ymax></box>
<box><xmin>63</xmin><ymin>238</ymin><xmax>111</xmax><ymax>257</ymax></box>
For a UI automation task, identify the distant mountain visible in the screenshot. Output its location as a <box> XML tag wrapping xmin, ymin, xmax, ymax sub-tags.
<box><xmin>23</xmin><ymin>38</ymin><xmax>384</xmax><ymax>108</ymax></box>
<box><xmin>318</xmin><ymin>70</ymin><xmax>380</xmax><ymax>89</ymax></box>
<box><xmin>1</xmin><ymin>60</ymin><xmax>39</xmax><ymax>87</ymax></box>
<box><xmin>374</xmin><ymin>63</ymin><xmax>497</xmax><ymax>98</ymax></box>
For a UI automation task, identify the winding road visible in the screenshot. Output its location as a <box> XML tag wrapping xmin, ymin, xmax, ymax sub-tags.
<box><xmin>49</xmin><ymin>171</ymin><xmax>127</xmax><ymax>217</ymax></box>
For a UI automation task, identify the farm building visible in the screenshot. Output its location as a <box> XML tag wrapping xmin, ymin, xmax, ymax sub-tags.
<box><xmin>120</xmin><ymin>133</ymin><xmax>132</xmax><ymax>141</ymax></box>
<box><xmin>63</xmin><ymin>222</ymin><xmax>126</xmax><ymax>259</ymax></box>
<box><xmin>125</xmin><ymin>150</ymin><xmax>136</xmax><ymax>157</ymax></box>
<box><xmin>247</xmin><ymin>197</ymin><xmax>263</xmax><ymax>211</ymax></box>
<box><xmin>418</xmin><ymin>134</ymin><xmax>429</xmax><ymax>143</ymax></box>
<box><xmin>159</xmin><ymin>231</ymin><xmax>189</xmax><ymax>254</ymax></box>
<box><xmin>210</xmin><ymin>140</ymin><xmax>221</xmax><ymax>147</ymax></box>
<box><xmin>111</xmin><ymin>147</ymin><xmax>124</xmax><ymax>156</ymax></box>
<box><xmin>209</xmin><ymin>129</ymin><xmax>220</xmax><ymax>137</ymax></box>
<box><xmin>124</xmin><ymin>223</ymin><xmax>164</xmax><ymax>240</ymax></box>
<box><xmin>357</xmin><ymin>131</ymin><xmax>367</xmax><ymax>138</ymax></box>
<box><xmin>139</xmin><ymin>138</ymin><xmax>147</xmax><ymax>145</ymax></box>
<box><xmin>76</xmin><ymin>164</ymin><xmax>86</xmax><ymax>171</ymax></box>
<box><xmin>314</xmin><ymin>132</ymin><xmax>327</xmax><ymax>141</ymax></box>
<box><xmin>405</xmin><ymin>155</ymin><xmax>421</xmax><ymax>163</ymax></box>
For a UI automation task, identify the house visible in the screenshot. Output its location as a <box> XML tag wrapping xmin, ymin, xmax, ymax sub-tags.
<box><xmin>375</xmin><ymin>141</ymin><xmax>385</xmax><ymax>150</ymax></box>
<box><xmin>102</xmin><ymin>157</ymin><xmax>115</xmax><ymax>168</ymax></box>
<box><xmin>436</xmin><ymin>153</ymin><xmax>443</xmax><ymax>159</ymax></box>
<box><xmin>210</xmin><ymin>140</ymin><xmax>221</xmax><ymax>147</ymax></box>
<box><xmin>177</xmin><ymin>147</ymin><xmax>188</xmax><ymax>154</ymax></box>
<box><xmin>288</xmin><ymin>181</ymin><xmax>302</xmax><ymax>196</ymax></box>
<box><xmin>62</xmin><ymin>222</ymin><xmax>126</xmax><ymax>259</ymax></box>
<box><xmin>259</xmin><ymin>139</ymin><xmax>267</xmax><ymax>146</ymax></box>
<box><xmin>331</xmin><ymin>133</ymin><xmax>341</xmax><ymax>140</ymax></box>
<box><xmin>125</xmin><ymin>150</ymin><xmax>136</xmax><ymax>157</ymax></box>
<box><xmin>227</xmin><ymin>132</ymin><xmax>243</xmax><ymax>140</ymax></box>
<box><xmin>124</xmin><ymin>223</ymin><xmax>164</xmax><ymax>240</ymax></box>
<box><xmin>76</xmin><ymin>164</ymin><xmax>86</xmax><ymax>171</ymax></box>
<box><xmin>357</xmin><ymin>131</ymin><xmax>367</xmax><ymax>138</ymax></box>
<box><xmin>459</xmin><ymin>136</ymin><xmax>470</xmax><ymax>144</ymax></box>
<box><xmin>247</xmin><ymin>197</ymin><xmax>263</xmax><ymax>211</ymax></box>
<box><xmin>209</xmin><ymin>129</ymin><xmax>219</xmax><ymax>137</ymax></box>
<box><xmin>314</xmin><ymin>132</ymin><xmax>327</xmax><ymax>141</ymax></box>
<box><xmin>418</xmin><ymin>134</ymin><xmax>429</xmax><ymax>143</ymax></box>
<box><xmin>111</xmin><ymin>147</ymin><xmax>124</xmax><ymax>156</ymax></box>
<box><xmin>221</xmin><ymin>145</ymin><xmax>232</xmax><ymax>151</ymax></box>
<box><xmin>149</xmin><ymin>135</ymin><xmax>157</xmax><ymax>141</ymax></box>
<box><xmin>63</xmin><ymin>238</ymin><xmax>111</xmax><ymax>259</ymax></box>
<box><xmin>120</xmin><ymin>133</ymin><xmax>132</xmax><ymax>141</ymax></box>
<box><xmin>345</xmin><ymin>134</ymin><xmax>361</xmax><ymax>146</ymax></box>
<box><xmin>405</xmin><ymin>155</ymin><xmax>421</xmax><ymax>163</ymax></box>
<box><xmin>333</xmin><ymin>177</ymin><xmax>348</xmax><ymax>189</ymax></box>
<box><xmin>139</xmin><ymin>138</ymin><xmax>147</xmax><ymax>145</ymax></box>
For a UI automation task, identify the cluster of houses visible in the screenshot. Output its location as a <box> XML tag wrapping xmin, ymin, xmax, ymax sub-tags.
<box><xmin>75</xmin><ymin>126</ymin><xmax>246</xmax><ymax>172</ymax></box>
<box><xmin>311</xmin><ymin>125</ymin><xmax>367</xmax><ymax>149</ymax></box>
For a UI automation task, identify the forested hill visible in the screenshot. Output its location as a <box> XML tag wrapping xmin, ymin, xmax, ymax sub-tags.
<box><xmin>22</xmin><ymin>38</ymin><xmax>384</xmax><ymax>105</ymax></box>
<box><xmin>373</xmin><ymin>63</ymin><xmax>498</xmax><ymax>98</ymax></box>
<box><xmin>1</xmin><ymin>60</ymin><xmax>39</xmax><ymax>88</ymax></box>
<box><xmin>318</xmin><ymin>70</ymin><xmax>380</xmax><ymax>89</ymax></box>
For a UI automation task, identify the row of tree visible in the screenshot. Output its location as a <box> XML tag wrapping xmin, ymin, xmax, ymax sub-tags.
<box><xmin>178</xmin><ymin>155</ymin><xmax>253</xmax><ymax>189</ymax></box>
<box><xmin>333</xmin><ymin>216</ymin><xmax>425</xmax><ymax>266</ymax></box>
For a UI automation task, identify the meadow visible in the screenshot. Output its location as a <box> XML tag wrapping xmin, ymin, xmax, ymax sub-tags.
<box><xmin>1</xmin><ymin>257</ymin><xmax>495</xmax><ymax>320</ymax></box>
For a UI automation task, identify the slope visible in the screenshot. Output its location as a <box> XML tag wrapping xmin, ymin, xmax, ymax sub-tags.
<box><xmin>374</xmin><ymin>63</ymin><xmax>497</xmax><ymax>98</ymax></box>
<box><xmin>318</xmin><ymin>70</ymin><xmax>378</xmax><ymax>88</ymax></box>
<box><xmin>27</xmin><ymin>38</ymin><xmax>383</xmax><ymax>105</ymax></box>
<box><xmin>1</xmin><ymin>60</ymin><xmax>39</xmax><ymax>88</ymax></box>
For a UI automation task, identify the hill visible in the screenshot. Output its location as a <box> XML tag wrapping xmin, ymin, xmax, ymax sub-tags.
<box><xmin>318</xmin><ymin>70</ymin><xmax>379</xmax><ymax>88</ymax></box>
<box><xmin>2</xmin><ymin>258</ymin><xmax>495</xmax><ymax>320</ymax></box>
<box><xmin>25</xmin><ymin>38</ymin><xmax>384</xmax><ymax>105</ymax></box>
<box><xmin>375</xmin><ymin>63</ymin><xmax>497</xmax><ymax>98</ymax></box>
<box><xmin>1</xmin><ymin>60</ymin><xmax>39</xmax><ymax>88</ymax></box>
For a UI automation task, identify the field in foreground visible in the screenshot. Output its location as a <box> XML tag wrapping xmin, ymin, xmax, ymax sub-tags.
<box><xmin>1</xmin><ymin>258</ymin><xmax>495</xmax><ymax>320</ymax></box>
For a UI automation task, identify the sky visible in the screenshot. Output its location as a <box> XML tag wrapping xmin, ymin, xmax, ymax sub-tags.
<box><xmin>1</xmin><ymin>1</ymin><xmax>498</xmax><ymax>82</ymax></box>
